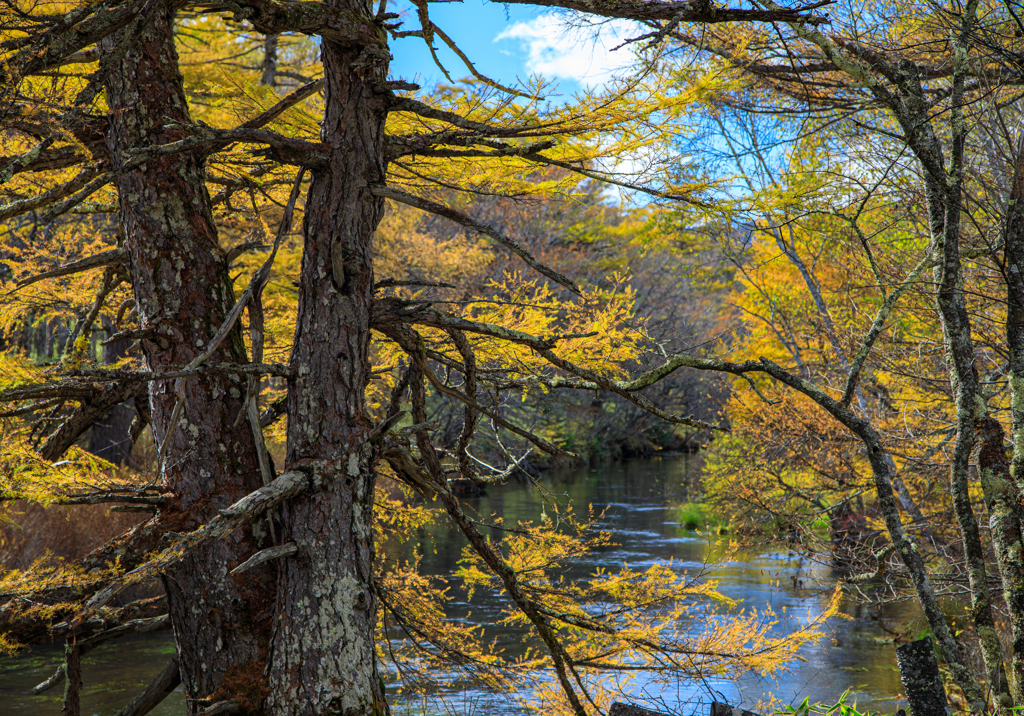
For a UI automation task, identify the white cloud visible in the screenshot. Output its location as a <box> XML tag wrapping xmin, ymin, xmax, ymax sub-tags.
<box><xmin>494</xmin><ymin>14</ymin><xmax>640</xmax><ymax>87</ymax></box>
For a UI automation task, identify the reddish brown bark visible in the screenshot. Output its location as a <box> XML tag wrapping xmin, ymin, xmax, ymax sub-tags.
<box><xmin>100</xmin><ymin>5</ymin><xmax>275</xmax><ymax>712</ymax></box>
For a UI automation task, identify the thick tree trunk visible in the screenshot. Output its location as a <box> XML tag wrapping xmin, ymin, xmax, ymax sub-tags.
<box><xmin>101</xmin><ymin>6</ymin><xmax>276</xmax><ymax>713</ymax></box>
<box><xmin>265</xmin><ymin>4</ymin><xmax>389</xmax><ymax>714</ymax></box>
<box><xmin>896</xmin><ymin>638</ymin><xmax>951</xmax><ymax>716</ymax></box>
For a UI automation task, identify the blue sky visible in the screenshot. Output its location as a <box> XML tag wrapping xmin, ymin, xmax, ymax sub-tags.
<box><xmin>386</xmin><ymin>2</ymin><xmax>641</xmax><ymax>95</ymax></box>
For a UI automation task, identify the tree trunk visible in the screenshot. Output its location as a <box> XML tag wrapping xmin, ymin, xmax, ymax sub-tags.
<box><xmin>1004</xmin><ymin>135</ymin><xmax>1024</xmax><ymax>709</ymax></box>
<box><xmin>101</xmin><ymin>5</ymin><xmax>276</xmax><ymax>713</ymax></box>
<box><xmin>265</xmin><ymin>5</ymin><xmax>389</xmax><ymax>715</ymax></box>
<box><xmin>974</xmin><ymin>417</ymin><xmax>1024</xmax><ymax>707</ymax></box>
<box><xmin>87</xmin><ymin>317</ymin><xmax>136</xmax><ymax>466</ymax></box>
<box><xmin>62</xmin><ymin>641</ymin><xmax>81</xmax><ymax>716</ymax></box>
<box><xmin>896</xmin><ymin>58</ymin><xmax>1005</xmax><ymax>710</ymax></box>
<box><xmin>261</xmin><ymin>35</ymin><xmax>278</xmax><ymax>87</ymax></box>
<box><xmin>896</xmin><ymin>638</ymin><xmax>951</xmax><ymax>716</ymax></box>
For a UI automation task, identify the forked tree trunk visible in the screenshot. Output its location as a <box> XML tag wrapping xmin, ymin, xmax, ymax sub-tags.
<box><xmin>103</xmin><ymin>0</ymin><xmax>396</xmax><ymax>712</ymax></box>
<box><xmin>266</xmin><ymin>8</ymin><xmax>390</xmax><ymax>714</ymax></box>
<box><xmin>101</xmin><ymin>6</ymin><xmax>276</xmax><ymax>713</ymax></box>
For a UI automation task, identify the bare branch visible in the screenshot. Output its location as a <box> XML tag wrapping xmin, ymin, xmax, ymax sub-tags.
<box><xmin>430</xmin><ymin>21</ymin><xmax>541</xmax><ymax>99</ymax></box>
<box><xmin>33</xmin><ymin>663</ymin><xmax>67</xmax><ymax>695</ymax></box>
<box><xmin>498</xmin><ymin>0</ymin><xmax>831</xmax><ymax>24</ymax></box>
<box><xmin>230</xmin><ymin>542</ymin><xmax>298</xmax><ymax>575</ymax></box>
<box><xmin>83</xmin><ymin>470</ymin><xmax>310</xmax><ymax>611</ymax></box>
<box><xmin>237</xmin><ymin>79</ymin><xmax>324</xmax><ymax>130</ymax></box>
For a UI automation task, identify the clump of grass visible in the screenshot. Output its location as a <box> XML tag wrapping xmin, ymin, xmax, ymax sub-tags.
<box><xmin>774</xmin><ymin>689</ymin><xmax>888</xmax><ymax>716</ymax></box>
<box><xmin>673</xmin><ymin>502</ymin><xmax>723</xmax><ymax>532</ymax></box>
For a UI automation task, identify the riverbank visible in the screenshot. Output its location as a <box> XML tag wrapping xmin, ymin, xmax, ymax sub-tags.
<box><xmin>1</xmin><ymin>457</ymin><xmax>913</xmax><ymax>716</ymax></box>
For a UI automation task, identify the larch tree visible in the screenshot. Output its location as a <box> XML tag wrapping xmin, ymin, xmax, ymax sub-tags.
<box><xmin>618</xmin><ymin>0</ymin><xmax>1024</xmax><ymax>711</ymax></box>
<box><xmin>0</xmin><ymin>2</ymin><xmax>832</xmax><ymax>716</ymax></box>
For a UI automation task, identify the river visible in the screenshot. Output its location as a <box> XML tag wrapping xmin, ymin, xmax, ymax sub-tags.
<box><xmin>1</xmin><ymin>456</ymin><xmax>914</xmax><ymax>715</ymax></box>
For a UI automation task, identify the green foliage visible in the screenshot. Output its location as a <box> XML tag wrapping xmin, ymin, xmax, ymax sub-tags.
<box><xmin>673</xmin><ymin>501</ymin><xmax>722</xmax><ymax>532</ymax></box>
<box><xmin>775</xmin><ymin>690</ymin><xmax>888</xmax><ymax>716</ymax></box>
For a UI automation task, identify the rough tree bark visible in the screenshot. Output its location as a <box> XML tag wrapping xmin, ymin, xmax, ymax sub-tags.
<box><xmin>100</xmin><ymin>5</ymin><xmax>276</xmax><ymax>712</ymax></box>
<box><xmin>896</xmin><ymin>638</ymin><xmax>951</xmax><ymax>716</ymax></box>
<box><xmin>973</xmin><ymin>417</ymin><xmax>1024</xmax><ymax>706</ymax></box>
<box><xmin>264</xmin><ymin>2</ymin><xmax>389</xmax><ymax>714</ymax></box>
<box><xmin>1003</xmin><ymin>135</ymin><xmax>1024</xmax><ymax>708</ymax></box>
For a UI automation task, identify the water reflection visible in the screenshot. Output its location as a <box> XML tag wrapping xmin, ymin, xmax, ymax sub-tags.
<box><xmin>0</xmin><ymin>457</ymin><xmax>913</xmax><ymax>716</ymax></box>
<box><xmin>391</xmin><ymin>456</ymin><xmax>912</xmax><ymax>715</ymax></box>
<box><xmin>0</xmin><ymin>632</ymin><xmax>183</xmax><ymax>715</ymax></box>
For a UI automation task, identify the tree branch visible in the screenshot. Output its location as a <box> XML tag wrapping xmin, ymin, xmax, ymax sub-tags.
<box><xmin>114</xmin><ymin>657</ymin><xmax>180</xmax><ymax>716</ymax></box>
<box><xmin>82</xmin><ymin>470</ymin><xmax>310</xmax><ymax>611</ymax></box>
<box><xmin>7</xmin><ymin>248</ymin><xmax>126</xmax><ymax>293</ymax></box>
<box><xmin>370</xmin><ymin>185</ymin><xmax>580</xmax><ymax>294</ymax></box>
<box><xmin>201</xmin><ymin>0</ymin><xmax>381</xmax><ymax>47</ymax></box>
<box><xmin>499</xmin><ymin>0</ymin><xmax>830</xmax><ymax>24</ymax></box>
<box><xmin>38</xmin><ymin>380</ymin><xmax>145</xmax><ymax>461</ymax></box>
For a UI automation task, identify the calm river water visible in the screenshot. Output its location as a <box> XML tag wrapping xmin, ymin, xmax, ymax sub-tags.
<box><xmin>1</xmin><ymin>456</ymin><xmax>914</xmax><ymax>716</ymax></box>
